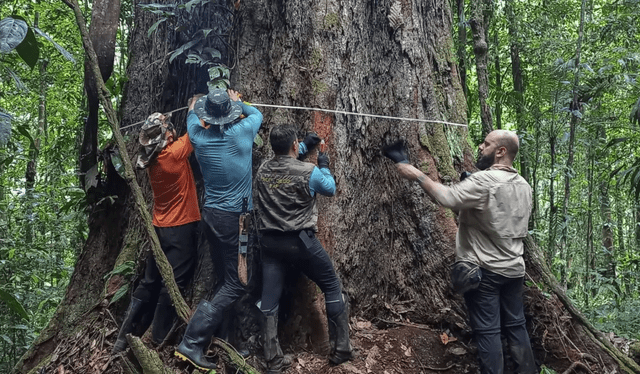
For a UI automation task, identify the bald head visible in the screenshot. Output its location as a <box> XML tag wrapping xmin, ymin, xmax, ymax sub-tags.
<box><xmin>488</xmin><ymin>130</ymin><xmax>519</xmax><ymax>161</ymax></box>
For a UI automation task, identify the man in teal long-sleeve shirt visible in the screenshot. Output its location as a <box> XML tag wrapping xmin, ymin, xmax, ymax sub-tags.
<box><xmin>175</xmin><ymin>88</ymin><xmax>262</xmax><ymax>370</ymax></box>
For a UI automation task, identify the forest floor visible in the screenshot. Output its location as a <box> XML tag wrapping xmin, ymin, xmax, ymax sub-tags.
<box><xmin>156</xmin><ymin>317</ymin><xmax>481</xmax><ymax>374</ymax></box>
<box><xmin>44</xmin><ymin>286</ymin><xmax>640</xmax><ymax>374</ymax></box>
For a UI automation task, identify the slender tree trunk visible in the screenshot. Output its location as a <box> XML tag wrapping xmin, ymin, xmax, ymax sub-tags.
<box><xmin>547</xmin><ymin>131</ymin><xmax>557</xmax><ymax>266</ymax></box>
<box><xmin>25</xmin><ymin>13</ymin><xmax>48</xmax><ymax>244</ymax></box>
<box><xmin>79</xmin><ymin>0</ymin><xmax>121</xmax><ymax>189</ymax></box>
<box><xmin>560</xmin><ymin>0</ymin><xmax>587</xmax><ymax>287</ymax></box>
<box><xmin>585</xmin><ymin>148</ymin><xmax>593</xmax><ymax>303</ymax></box>
<box><xmin>456</xmin><ymin>0</ymin><xmax>468</xmax><ymax>103</ymax></box>
<box><xmin>635</xmin><ymin>193</ymin><xmax>640</xmax><ymax>248</ymax></box>
<box><xmin>505</xmin><ymin>0</ymin><xmax>528</xmax><ymax>183</ymax></box>
<box><xmin>493</xmin><ymin>29</ymin><xmax>501</xmax><ymax>130</ymax></box>
<box><xmin>470</xmin><ymin>0</ymin><xmax>493</xmax><ymax>136</ymax></box>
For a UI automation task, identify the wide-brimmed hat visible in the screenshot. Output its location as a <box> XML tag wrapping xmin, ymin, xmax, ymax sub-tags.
<box><xmin>136</xmin><ymin>112</ymin><xmax>172</xmax><ymax>169</ymax></box>
<box><xmin>193</xmin><ymin>88</ymin><xmax>242</xmax><ymax>126</ymax></box>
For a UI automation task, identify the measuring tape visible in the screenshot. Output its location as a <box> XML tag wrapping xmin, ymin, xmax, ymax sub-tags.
<box><xmin>119</xmin><ymin>102</ymin><xmax>467</xmax><ymax>131</ymax></box>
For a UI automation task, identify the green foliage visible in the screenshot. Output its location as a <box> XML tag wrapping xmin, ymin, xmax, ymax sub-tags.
<box><xmin>140</xmin><ymin>0</ymin><xmax>235</xmax><ymax>90</ymax></box>
<box><xmin>0</xmin><ymin>1</ymin><xmax>88</xmax><ymax>371</ymax></box>
<box><xmin>458</xmin><ymin>0</ymin><xmax>640</xmax><ymax>343</ymax></box>
<box><xmin>585</xmin><ymin>298</ymin><xmax>640</xmax><ymax>339</ymax></box>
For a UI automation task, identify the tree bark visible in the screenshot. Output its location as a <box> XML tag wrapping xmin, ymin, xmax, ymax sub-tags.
<box><xmin>79</xmin><ymin>0</ymin><xmax>121</xmax><ymax>190</ymax></box>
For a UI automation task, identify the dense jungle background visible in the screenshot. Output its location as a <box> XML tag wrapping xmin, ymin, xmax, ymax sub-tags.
<box><xmin>1</xmin><ymin>0</ymin><xmax>640</xmax><ymax>373</ymax></box>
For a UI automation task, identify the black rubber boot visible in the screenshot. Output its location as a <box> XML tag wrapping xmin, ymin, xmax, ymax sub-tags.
<box><xmin>174</xmin><ymin>300</ymin><xmax>221</xmax><ymax>370</ymax></box>
<box><xmin>328</xmin><ymin>306</ymin><xmax>353</xmax><ymax>365</ymax></box>
<box><xmin>263</xmin><ymin>313</ymin><xmax>292</xmax><ymax>374</ymax></box>
<box><xmin>112</xmin><ymin>297</ymin><xmax>147</xmax><ymax>355</ymax></box>
<box><xmin>151</xmin><ymin>300</ymin><xmax>176</xmax><ymax>345</ymax></box>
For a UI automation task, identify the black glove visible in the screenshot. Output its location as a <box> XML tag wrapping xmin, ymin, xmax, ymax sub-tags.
<box><xmin>382</xmin><ymin>140</ymin><xmax>409</xmax><ymax>164</ymax></box>
<box><xmin>302</xmin><ymin>132</ymin><xmax>321</xmax><ymax>151</ymax></box>
<box><xmin>460</xmin><ymin>171</ymin><xmax>472</xmax><ymax>181</ymax></box>
<box><xmin>317</xmin><ymin>151</ymin><xmax>330</xmax><ymax>169</ymax></box>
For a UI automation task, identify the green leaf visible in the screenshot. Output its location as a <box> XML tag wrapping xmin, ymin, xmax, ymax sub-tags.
<box><xmin>253</xmin><ymin>134</ymin><xmax>263</xmax><ymax>147</ymax></box>
<box><xmin>208</xmin><ymin>66</ymin><xmax>221</xmax><ymax>80</ymax></box>
<box><xmin>33</xmin><ymin>27</ymin><xmax>75</xmax><ymax>63</ymax></box>
<box><xmin>5</xmin><ymin>66</ymin><xmax>27</xmax><ymax>91</ymax></box>
<box><xmin>169</xmin><ymin>36</ymin><xmax>202</xmax><ymax>63</ymax></box>
<box><xmin>16</xmin><ymin>124</ymin><xmax>35</xmax><ymax>149</ymax></box>
<box><xmin>147</xmin><ymin>18</ymin><xmax>167</xmax><ymax>37</ymax></box>
<box><xmin>110</xmin><ymin>284</ymin><xmax>129</xmax><ymax>305</ymax></box>
<box><xmin>207</xmin><ymin>79</ymin><xmax>229</xmax><ymax>90</ymax></box>
<box><xmin>0</xmin><ymin>16</ymin><xmax>28</xmax><ymax>53</ymax></box>
<box><xmin>185</xmin><ymin>0</ymin><xmax>210</xmax><ymax>13</ymax></box>
<box><xmin>0</xmin><ymin>289</ymin><xmax>29</xmax><ymax>321</ymax></box>
<box><xmin>104</xmin><ymin>261</ymin><xmax>136</xmax><ymax>280</ymax></box>
<box><xmin>12</xmin><ymin>16</ymin><xmax>39</xmax><ymax>69</ymax></box>
<box><xmin>203</xmin><ymin>47</ymin><xmax>221</xmax><ymax>61</ymax></box>
<box><xmin>201</xmin><ymin>29</ymin><xmax>213</xmax><ymax>38</ymax></box>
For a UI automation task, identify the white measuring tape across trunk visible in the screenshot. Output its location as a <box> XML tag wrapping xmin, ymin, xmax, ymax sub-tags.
<box><xmin>120</xmin><ymin>102</ymin><xmax>468</xmax><ymax>131</ymax></box>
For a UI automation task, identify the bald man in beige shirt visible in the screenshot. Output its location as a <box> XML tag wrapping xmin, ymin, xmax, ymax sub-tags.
<box><xmin>396</xmin><ymin>130</ymin><xmax>537</xmax><ymax>374</ymax></box>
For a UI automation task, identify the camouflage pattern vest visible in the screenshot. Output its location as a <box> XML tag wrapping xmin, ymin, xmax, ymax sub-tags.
<box><xmin>256</xmin><ymin>155</ymin><xmax>318</xmax><ymax>232</ymax></box>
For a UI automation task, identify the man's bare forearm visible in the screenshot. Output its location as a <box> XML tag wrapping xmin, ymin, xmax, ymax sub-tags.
<box><xmin>416</xmin><ymin>173</ymin><xmax>452</xmax><ymax>207</ymax></box>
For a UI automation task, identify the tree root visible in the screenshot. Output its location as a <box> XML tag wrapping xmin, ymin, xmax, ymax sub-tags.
<box><xmin>525</xmin><ymin>237</ymin><xmax>640</xmax><ymax>374</ymax></box>
<box><xmin>128</xmin><ymin>335</ymin><xmax>172</xmax><ymax>374</ymax></box>
<box><xmin>213</xmin><ymin>338</ymin><xmax>261</xmax><ymax>374</ymax></box>
<box><xmin>561</xmin><ymin>361</ymin><xmax>594</xmax><ymax>374</ymax></box>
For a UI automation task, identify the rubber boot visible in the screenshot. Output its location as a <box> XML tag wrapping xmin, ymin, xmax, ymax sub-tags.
<box><xmin>263</xmin><ymin>313</ymin><xmax>292</xmax><ymax>374</ymax></box>
<box><xmin>151</xmin><ymin>300</ymin><xmax>176</xmax><ymax>345</ymax></box>
<box><xmin>328</xmin><ymin>306</ymin><xmax>353</xmax><ymax>365</ymax></box>
<box><xmin>112</xmin><ymin>297</ymin><xmax>147</xmax><ymax>355</ymax></box>
<box><xmin>175</xmin><ymin>300</ymin><xmax>221</xmax><ymax>370</ymax></box>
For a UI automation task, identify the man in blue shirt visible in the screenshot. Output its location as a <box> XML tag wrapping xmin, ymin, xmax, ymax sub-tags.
<box><xmin>175</xmin><ymin>88</ymin><xmax>262</xmax><ymax>370</ymax></box>
<box><xmin>254</xmin><ymin>125</ymin><xmax>353</xmax><ymax>373</ymax></box>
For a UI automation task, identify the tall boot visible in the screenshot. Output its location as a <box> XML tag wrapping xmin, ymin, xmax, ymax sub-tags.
<box><xmin>263</xmin><ymin>313</ymin><xmax>292</xmax><ymax>374</ymax></box>
<box><xmin>175</xmin><ymin>300</ymin><xmax>221</xmax><ymax>370</ymax></box>
<box><xmin>112</xmin><ymin>297</ymin><xmax>148</xmax><ymax>355</ymax></box>
<box><xmin>151</xmin><ymin>300</ymin><xmax>176</xmax><ymax>345</ymax></box>
<box><xmin>328</xmin><ymin>306</ymin><xmax>353</xmax><ymax>365</ymax></box>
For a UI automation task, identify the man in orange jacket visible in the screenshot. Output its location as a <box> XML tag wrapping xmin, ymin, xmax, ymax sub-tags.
<box><xmin>112</xmin><ymin>109</ymin><xmax>201</xmax><ymax>354</ymax></box>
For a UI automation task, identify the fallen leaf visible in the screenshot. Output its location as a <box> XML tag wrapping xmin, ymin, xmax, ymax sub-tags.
<box><xmin>404</xmin><ymin>346</ymin><xmax>412</xmax><ymax>356</ymax></box>
<box><xmin>441</xmin><ymin>332</ymin><xmax>449</xmax><ymax>345</ymax></box>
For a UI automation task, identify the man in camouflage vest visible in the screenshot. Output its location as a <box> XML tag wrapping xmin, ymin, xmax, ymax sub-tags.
<box><xmin>255</xmin><ymin>125</ymin><xmax>353</xmax><ymax>373</ymax></box>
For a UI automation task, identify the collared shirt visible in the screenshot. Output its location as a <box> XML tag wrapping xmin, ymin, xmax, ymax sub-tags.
<box><xmin>187</xmin><ymin>103</ymin><xmax>263</xmax><ymax>212</ymax></box>
<box><xmin>148</xmin><ymin>134</ymin><xmax>201</xmax><ymax>227</ymax></box>
<box><xmin>440</xmin><ymin>166</ymin><xmax>532</xmax><ymax>278</ymax></box>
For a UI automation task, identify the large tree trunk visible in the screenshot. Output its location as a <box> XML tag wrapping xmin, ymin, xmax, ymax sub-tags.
<box><xmin>14</xmin><ymin>0</ymin><xmax>640</xmax><ymax>373</ymax></box>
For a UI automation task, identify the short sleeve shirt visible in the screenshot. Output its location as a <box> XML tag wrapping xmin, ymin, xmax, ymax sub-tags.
<box><xmin>148</xmin><ymin>134</ymin><xmax>201</xmax><ymax>227</ymax></box>
<box><xmin>445</xmin><ymin>167</ymin><xmax>532</xmax><ymax>278</ymax></box>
